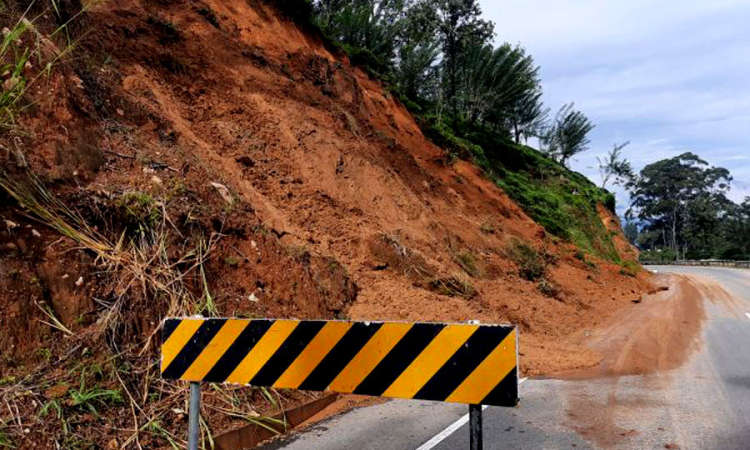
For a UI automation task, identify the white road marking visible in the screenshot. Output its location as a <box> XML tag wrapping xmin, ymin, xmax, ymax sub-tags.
<box><xmin>414</xmin><ymin>405</ymin><xmax>488</xmax><ymax>450</ymax></box>
<box><xmin>745</xmin><ymin>312</ymin><xmax>750</xmax><ymax>320</ymax></box>
<box><xmin>414</xmin><ymin>378</ymin><xmax>527</xmax><ymax>450</ymax></box>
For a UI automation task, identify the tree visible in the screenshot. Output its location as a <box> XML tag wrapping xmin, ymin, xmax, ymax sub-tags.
<box><xmin>719</xmin><ymin>198</ymin><xmax>750</xmax><ymax>259</ymax></box>
<box><xmin>432</xmin><ymin>0</ymin><xmax>494</xmax><ymax>118</ymax></box>
<box><xmin>542</xmin><ymin>103</ymin><xmax>595</xmax><ymax>167</ymax></box>
<box><xmin>314</xmin><ymin>0</ymin><xmax>407</xmax><ymax>75</ymax></box>
<box><xmin>459</xmin><ymin>42</ymin><xmax>542</xmax><ymax>134</ymax></box>
<box><xmin>395</xmin><ymin>0</ymin><xmax>441</xmax><ymax>101</ymax></box>
<box><xmin>597</xmin><ymin>141</ymin><xmax>634</xmax><ymax>189</ymax></box>
<box><xmin>623</xmin><ymin>220</ymin><xmax>639</xmax><ymax>246</ymax></box>
<box><xmin>506</xmin><ymin>90</ymin><xmax>548</xmax><ymax>144</ymax></box>
<box><xmin>627</xmin><ymin>152</ymin><xmax>732</xmax><ymax>259</ymax></box>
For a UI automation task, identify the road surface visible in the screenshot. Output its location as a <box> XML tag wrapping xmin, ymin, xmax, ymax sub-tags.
<box><xmin>260</xmin><ymin>266</ymin><xmax>750</xmax><ymax>450</ymax></box>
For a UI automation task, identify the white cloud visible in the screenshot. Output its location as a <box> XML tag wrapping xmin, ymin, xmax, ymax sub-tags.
<box><xmin>480</xmin><ymin>0</ymin><xmax>750</xmax><ymax>206</ymax></box>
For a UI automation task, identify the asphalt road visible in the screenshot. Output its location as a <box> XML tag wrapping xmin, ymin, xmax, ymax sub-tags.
<box><xmin>260</xmin><ymin>266</ymin><xmax>750</xmax><ymax>450</ymax></box>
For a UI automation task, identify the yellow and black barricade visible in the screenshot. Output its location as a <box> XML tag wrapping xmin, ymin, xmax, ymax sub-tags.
<box><xmin>161</xmin><ymin>318</ymin><xmax>518</xmax><ymax>407</ymax></box>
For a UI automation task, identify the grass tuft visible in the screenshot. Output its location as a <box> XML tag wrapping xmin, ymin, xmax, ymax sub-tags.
<box><xmin>430</xmin><ymin>272</ymin><xmax>477</xmax><ymax>298</ymax></box>
<box><xmin>505</xmin><ymin>239</ymin><xmax>546</xmax><ymax>281</ymax></box>
<box><xmin>453</xmin><ymin>250</ymin><xmax>480</xmax><ymax>277</ymax></box>
<box><xmin>0</xmin><ymin>170</ymin><xmax>220</xmax><ymax>333</ymax></box>
<box><xmin>68</xmin><ymin>374</ymin><xmax>122</xmax><ymax>418</ymax></box>
<box><xmin>0</xmin><ymin>3</ymin><xmax>87</xmax><ymax>131</ymax></box>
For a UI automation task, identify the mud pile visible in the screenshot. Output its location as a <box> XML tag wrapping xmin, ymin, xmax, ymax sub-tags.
<box><xmin>0</xmin><ymin>0</ymin><xmax>652</xmax><ymax>446</ymax></box>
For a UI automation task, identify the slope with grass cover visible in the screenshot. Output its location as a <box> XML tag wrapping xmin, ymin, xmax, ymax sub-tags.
<box><xmin>0</xmin><ymin>0</ymin><xmax>650</xmax><ymax>447</ymax></box>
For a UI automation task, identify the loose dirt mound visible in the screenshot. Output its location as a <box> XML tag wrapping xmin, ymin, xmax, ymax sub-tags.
<box><xmin>554</xmin><ymin>274</ymin><xmax>705</xmax><ymax>379</ymax></box>
<box><xmin>0</xmin><ymin>0</ymin><xmax>653</xmax><ymax>447</ymax></box>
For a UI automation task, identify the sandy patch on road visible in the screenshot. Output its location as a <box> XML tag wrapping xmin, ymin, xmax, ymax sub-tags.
<box><xmin>553</xmin><ymin>273</ymin><xmax>709</xmax><ymax>379</ymax></box>
<box><xmin>557</xmin><ymin>272</ymin><xmax>739</xmax><ymax>449</ymax></box>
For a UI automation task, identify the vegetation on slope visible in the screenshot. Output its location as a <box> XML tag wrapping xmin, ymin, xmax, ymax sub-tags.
<box><xmin>422</xmin><ymin>117</ymin><xmax>620</xmax><ymax>261</ymax></box>
<box><xmin>294</xmin><ymin>0</ymin><xmax>623</xmax><ymax>261</ymax></box>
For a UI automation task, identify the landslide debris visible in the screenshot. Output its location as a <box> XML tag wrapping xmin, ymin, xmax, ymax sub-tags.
<box><xmin>0</xmin><ymin>0</ymin><xmax>651</xmax><ymax>447</ymax></box>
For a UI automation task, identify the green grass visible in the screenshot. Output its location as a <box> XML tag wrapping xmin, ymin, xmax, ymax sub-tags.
<box><xmin>619</xmin><ymin>260</ymin><xmax>640</xmax><ymax>277</ymax></box>
<box><xmin>424</xmin><ymin>117</ymin><xmax>620</xmax><ymax>262</ymax></box>
<box><xmin>0</xmin><ymin>5</ymin><xmax>84</xmax><ymax>130</ymax></box>
<box><xmin>453</xmin><ymin>250</ymin><xmax>480</xmax><ymax>277</ymax></box>
<box><xmin>505</xmin><ymin>239</ymin><xmax>546</xmax><ymax>281</ymax></box>
<box><xmin>117</xmin><ymin>191</ymin><xmax>162</xmax><ymax>230</ymax></box>
<box><xmin>0</xmin><ymin>428</ymin><xmax>13</xmax><ymax>448</ymax></box>
<box><xmin>68</xmin><ymin>375</ymin><xmax>122</xmax><ymax>417</ymax></box>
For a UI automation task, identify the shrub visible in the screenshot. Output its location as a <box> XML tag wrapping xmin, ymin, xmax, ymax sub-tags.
<box><xmin>147</xmin><ymin>16</ymin><xmax>181</xmax><ymax>45</ymax></box>
<box><xmin>537</xmin><ymin>278</ymin><xmax>561</xmax><ymax>299</ymax></box>
<box><xmin>619</xmin><ymin>260</ymin><xmax>639</xmax><ymax>277</ymax></box>
<box><xmin>196</xmin><ymin>7</ymin><xmax>220</xmax><ymax>28</ymax></box>
<box><xmin>480</xmin><ymin>221</ymin><xmax>495</xmax><ymax>234</ymax></box>
<box><xmin>454</xmin><ymin>250</ymin><xmax>480</xmax><ymax>277</ymax></box>
<box><xmin>429</xmin><ymin>273</ymin><xmax>476</xmax><ymax>298</ymax></box>
<box><xmin>117</xmin><ymin>191</ymin><xmax>162</xmax><ymax>231</ymax></box>
<box><xmin>506</xmin><ymin>239</ymin><xmax>545</xmax><ymax>281</ymax></box>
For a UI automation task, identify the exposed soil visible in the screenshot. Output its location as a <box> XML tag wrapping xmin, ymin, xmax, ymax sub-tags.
<box><xmin>0</xmin><ymin>0</ymin><xmax>655</xmax><ymax>447</ymax></box>
<box><xmin>558</xmin><ymin>272</ymin><xmax>740</xmax><ymax>449</ymax></box>
<box><xmin>554</xmin><ymin>274</ymin><xmax>706</xmax><ymax>379</ymax></box>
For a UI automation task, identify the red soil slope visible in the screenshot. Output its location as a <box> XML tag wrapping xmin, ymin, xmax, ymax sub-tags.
<box><xmin>0</xmin><ymin>0</ymin><xmax>653</xmax><ymax>446</ymax></box>
<box><xmin>1</xmin><ymin>0</ymin><xmax>655</xmax><ymax>375</ymax></box>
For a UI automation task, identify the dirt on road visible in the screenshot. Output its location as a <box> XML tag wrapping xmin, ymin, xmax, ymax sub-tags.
<box><xmin>0</xmin><ymin>0</ymin><xmax>654</xmax><ymax>447</ymax></box>
<box><xmin>558</xmin><ymin>271</ymin><xmax>740</xmax><ymax>449</ymax></box>
<box><xmin>555</xmin><ymin>273</ymin><xmax>711</xmax><ymax>379</ymax></box>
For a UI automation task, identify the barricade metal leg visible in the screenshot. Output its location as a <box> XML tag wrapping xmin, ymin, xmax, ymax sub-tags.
<box><xmin>188</xmin><ymin>382</ymin><xmax>201</xmax><ymax>450</ymax></box>
<box><xmin>470</xmin><ymin>404</ymin><xmax>482</xmax><ymax>450</ymax></box>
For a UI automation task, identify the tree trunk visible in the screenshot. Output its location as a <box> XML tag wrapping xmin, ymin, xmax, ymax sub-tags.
<box><xmin>671</xmin><ymin>212</ymin><xmax>679</xmax><ymax>259</ymax></box>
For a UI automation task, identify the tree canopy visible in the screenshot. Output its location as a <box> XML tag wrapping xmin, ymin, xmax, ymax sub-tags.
<box><xmin>597</xmin><ymin>141</ymin><xmax>633</xmax><ymax>189</ymax></box>
<box><xmin>310</xmin><ymin>0</ymin><xmax>593</xmax><ymax>151</ymax></box>
<box><xmin>542</xmin><ymin>103</ymin><xmax>595</xmax><ymax>167</ymax></box>
<box><xmin>627</xmin><ymin>152</ymin><xmax>735</xmax><ymax>260</ymax></box>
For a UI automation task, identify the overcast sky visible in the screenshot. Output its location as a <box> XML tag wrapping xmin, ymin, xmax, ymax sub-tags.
<box><xmin>480</xmin><ymin>0</ymin><xmax>750</xmax><ymax>213</ymax></box>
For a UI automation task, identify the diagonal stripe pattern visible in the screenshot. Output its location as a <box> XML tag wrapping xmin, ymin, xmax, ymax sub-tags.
<box><xmin>160</xmin><ymin>318</ymin><xmax>518</xmax><ymax>407</ymax></box>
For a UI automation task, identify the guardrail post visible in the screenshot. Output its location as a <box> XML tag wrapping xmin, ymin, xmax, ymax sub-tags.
<box><xmin>469</xmin><ymin>404</ymin><xmax>482</xmax><ymax>450</ymax></box>
<box><xmin>188</xmin><ymin>382</ymin><xmax>201</xmax><ymax>450</ymax></box>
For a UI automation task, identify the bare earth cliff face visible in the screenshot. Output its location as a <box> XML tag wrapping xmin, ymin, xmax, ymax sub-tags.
<box><xmin>0</xmin><ymin>0</ymin><xmax>652</xmax><ymax>446</ymax></box>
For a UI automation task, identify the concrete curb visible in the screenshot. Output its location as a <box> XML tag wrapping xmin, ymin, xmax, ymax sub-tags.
<box><xmin>214</xmin><ymin>394</ymin><xmax>339</xmax><ymax>450</ymax></box>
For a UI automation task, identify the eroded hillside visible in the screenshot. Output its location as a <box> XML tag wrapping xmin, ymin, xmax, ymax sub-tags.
<box><xmin>0</xmin><ymin>0</ymin><xmax>651</xmax><ymax>447</ymax></box>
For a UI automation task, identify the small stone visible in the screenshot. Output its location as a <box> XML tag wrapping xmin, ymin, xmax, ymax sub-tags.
<box><xmin>248</xmin><ymin>292</ymin><xmax>259</xmax><ymax>302</ymax></box>
<box><xmin>75</xmin><ymin>276</ymin><xmax>84</xmax><ymax>287</ymax></box>
<box><xmin>116</xmin><ymin>108</ymin><xmax>124</xmax><ymax>116</ymax></box>
<box><xmin>3</xmin><ymin>77</ymin><xmax>17</xmax><ymax>91</ymax></box>
<box><xmin>62</xmin><ymin>274</ymin><xmax>69</xmax><ymax>279</ymax></box>
<box><xmin>23</xmin><ymin>428</ymin><xmax>30</xmax><ymax>434</ymax></box>
<box><xmin>31</xmin><ymin>229</ymin><xmax>41</xmax><ymax>238</ymax></box>
<box><xmin>4</xmin><ymin>220</ymin><xmax>18</xmax><ymax>229</ymax></box>
<box><xmin>210</xmin><ymin>182</ymin><xmax>234</xmax><ymax>206</ymax></box>
<box><xmin>69</xmin><ymin>75</ymin><xmax>84</xmax><ymax>89</ymax></box>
